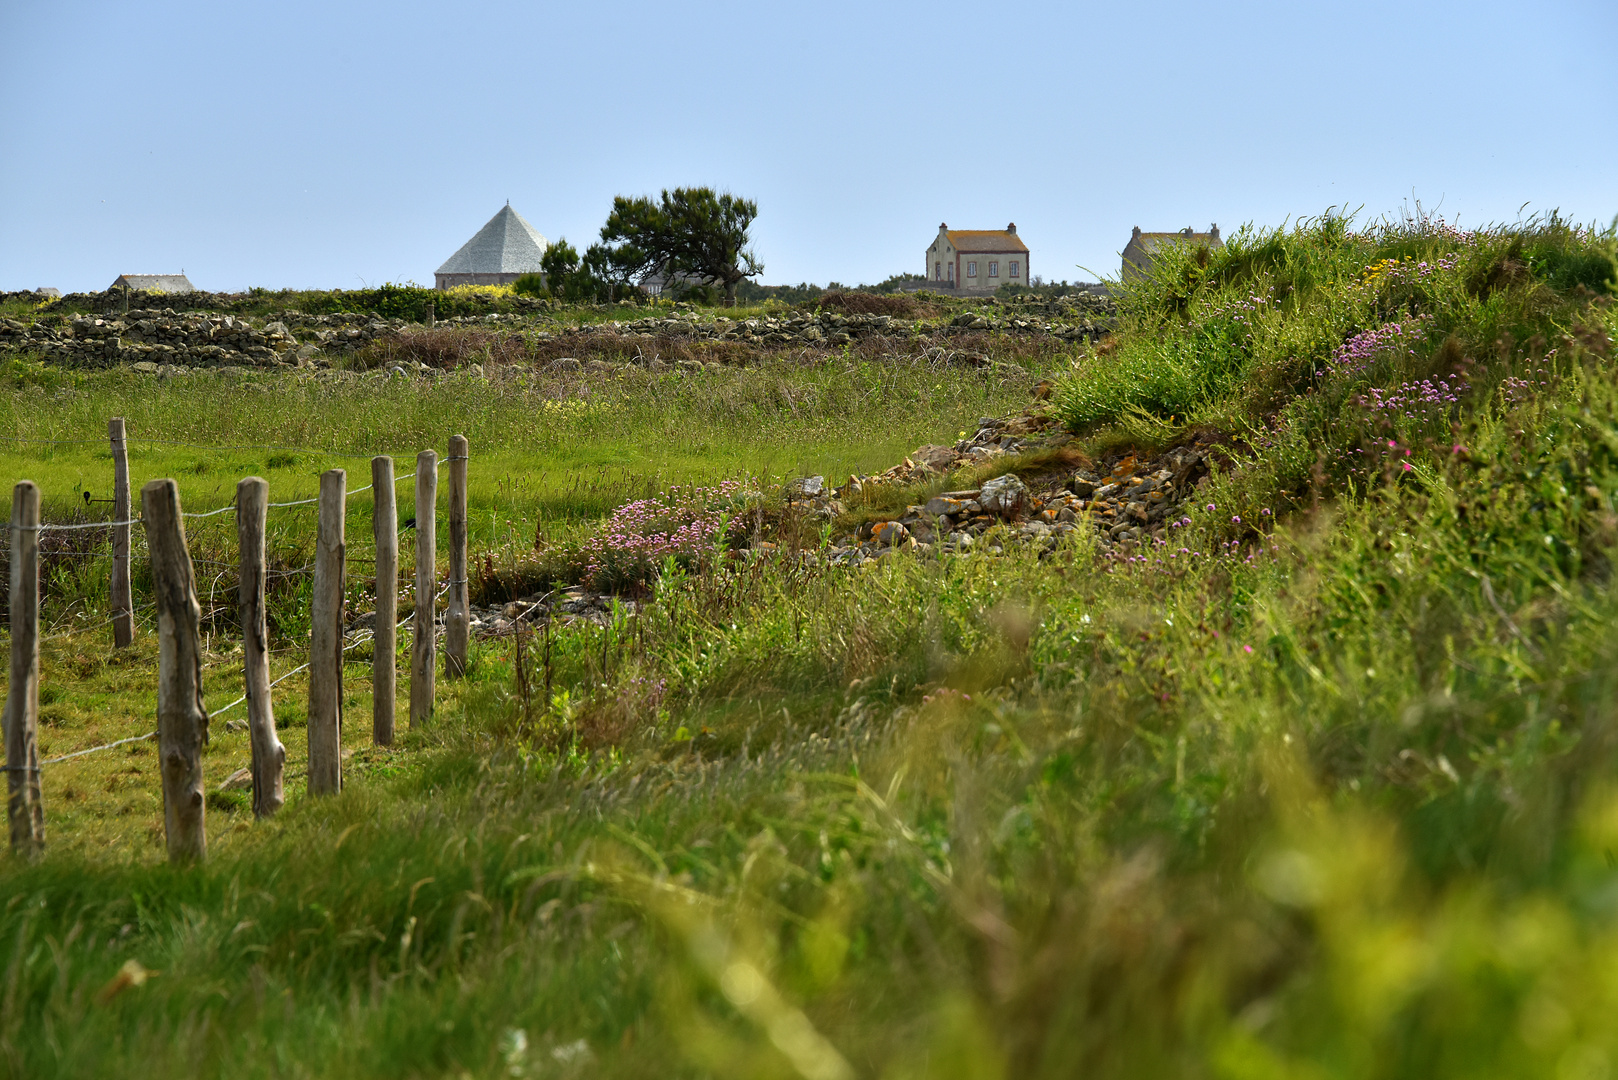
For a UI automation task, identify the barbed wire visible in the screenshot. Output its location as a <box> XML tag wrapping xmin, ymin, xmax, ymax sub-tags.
<box><xmin>31</xmin><ymin>579</ymin><xmax>451</xmax><ymax>764</ymax></box>
<box><xmin>4</xmin><ymin>462</ymin><xmax>439</xmax><ymax>534</ymax></box>
<box><xmin>0</xmin><ymin>434</ymin><xmax>440</xmax><ymax>460</ymax></box>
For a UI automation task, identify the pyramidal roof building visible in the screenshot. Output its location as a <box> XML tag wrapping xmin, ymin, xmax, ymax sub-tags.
<box><xmin>435</xmin><ymin>203</ymin><xmax>548</xmax><ymax>290</ymax></box>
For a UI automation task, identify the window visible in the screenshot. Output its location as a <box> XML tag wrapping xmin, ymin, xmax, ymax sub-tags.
<box><xmin>947</xmin><ymin>262</ymin><xmax>954</xmax><ymax>283</ymax></box>
<box><xmin>935</xmin><ymin>262</ymin><xmax>942</xmax><ymax>280</ymax></box>
<box><xmin>966</xmin><ymin>261</ymin><xmax>977</xmax><ymax>277</ymax></box>
<box><xmin>1009</xmin><ymin>261</ymin><xmax>1020</xmax><ymax>278</ymax></box>
<box><xmin>989</xmin><ymin>261</ymin><xmax>999</xmax><ymax>278</ymax></box>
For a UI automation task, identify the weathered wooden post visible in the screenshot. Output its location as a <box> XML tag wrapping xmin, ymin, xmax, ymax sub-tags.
<box><xmin>371</xmin><ymin>456</ymin><xmax>397</xmax><ymax>746</ymax></box>
<box><xmin>109</xmin><ymin>417</ymin><xmax>133</xmax><ymax>648</ymax></box>
<box><xmin>410</xmin><ymin>450</ymin><xmax>437</xmax><ymax>727</ymax></box>
<box><xmin>237</xmin><ymin>478</ymin><xmax>285</xmax><ymax>817</ymax></box>
<box><xmin>308</xmin><ymin>469</ymin><xmax>346</xmax><ymax>795</ymax></box>
<box><xmin>141</xmin><ymin>479</ymin><xmax>207</xmax><ymax>862</ymax></box>
<box><xmin>6</xmin><ymin>481</ymin><xmax>44</xmax><ymax>856</ymax></box>
<box><xmin>445</xmin><ymin>435</ymin><xmax>469</xmax><ymax>679</ymax></box>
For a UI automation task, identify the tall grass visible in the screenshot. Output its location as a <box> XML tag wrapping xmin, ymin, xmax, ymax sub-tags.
<box><xmin>3</xmin><ymin>213</ymin><xmax>1618</xmax><ymax>1077</ymax></box>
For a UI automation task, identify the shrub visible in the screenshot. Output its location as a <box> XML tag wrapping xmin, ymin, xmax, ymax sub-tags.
<box><xmin>582</xmin><ymin>481</ymin><xmax>752</xmax><ymax>589</ymax></box>
<box><xmin>816</xmin><ymin>291</ymin><xmax>929</xmax><ymax>318</ymax></box>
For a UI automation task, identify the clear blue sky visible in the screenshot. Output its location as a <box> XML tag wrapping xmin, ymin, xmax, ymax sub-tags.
<box><xmin>2</xmin><ymin>0</ymin><xmax>1614</xmax><ymax>294</ymax></box>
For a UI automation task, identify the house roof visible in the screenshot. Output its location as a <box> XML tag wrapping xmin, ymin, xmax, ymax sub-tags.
<box><xmin>110</xmin><ymin>274</ymin><xmax>195</xmax><ymax>293</ymax></box>
<box><xmin>436</xmin><ymin>204</ymin><xmax>548</xmax><ymax>275</ymax></box>
<box><xmin>944</xmin><ymin>229</ymin><xmax>1029</xmax><ymax>254</ymax></box>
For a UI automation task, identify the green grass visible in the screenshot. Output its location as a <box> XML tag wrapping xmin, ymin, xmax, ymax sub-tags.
<box><xmin>0</xmin><ymin>354</ymin><xmax>1042</xmax><ymax>607</ymax></box>
<box><xmin>5</xmin><ymin>214</ymin><xmax>1618</xmax><ymax>1078</ymax></box>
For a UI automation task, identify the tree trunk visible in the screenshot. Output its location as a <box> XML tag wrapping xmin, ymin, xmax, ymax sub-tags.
<box><xmin>236</xmin><ymin>477</ymin><xmax>285</xmax><ymax>817</ymax></box>
<box><xmin>141</xmin><ymin>479</ymin><xmax>208</xmax><ymax>862</ymax></box>
<box><xmin>410</xmin><ymin>451</ymin><xmax>438</xmax><ymax>728</ymax></box>
<box><xmin>307</xmin><ymin>469</ymin><xmax>346</xmax><ymax>795</ymax></box>
<box><xmin>445</xmin><ymin>436</ymin><xmax>469</xmax><ymax>679</ymax></box>
<box><xmin>109</xmin><ymin>418</ymin><xmax>133</xmax><ymax>648</ymax></box>
<box><xmin>6</xmin><ymin>481</ymin><xmax>43</xmax><ymax>857</ymax></box>
<box><xmin>371</xmin><ymin>456</ymin><xmax>397</xmax><ymax>746</ymax></box>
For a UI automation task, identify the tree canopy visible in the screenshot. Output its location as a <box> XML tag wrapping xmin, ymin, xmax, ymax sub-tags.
<box><xmin>600</xmin><ymin>187</ymin><xmax>763</xmax><ymax>304</ymax></box>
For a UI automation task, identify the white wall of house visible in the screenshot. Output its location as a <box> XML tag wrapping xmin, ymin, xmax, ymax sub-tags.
<box><xmin>926</xmin><ymin>227</ymin><xmax>956</xmax><ymax>284</ymax></box>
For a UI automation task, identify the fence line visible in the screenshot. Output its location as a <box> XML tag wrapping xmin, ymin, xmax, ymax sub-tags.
<box><xmin>0</xmin><ymin>432</ymin><xmax>450</xmax><ymax>461</ymax></box>
<box><xmin>0</xmin><ymin>467</ymin><xmax>434</xmax><ymax>536</ymax></box>
<box><xmin>39</xmin><ymin>591</ymin><xmax>440</xmax><ymax>766</ymax></box>
<box><xmin>5</xmin><ymin>421</ymin><xmax>471</xmax><ymax>859</ymax></box>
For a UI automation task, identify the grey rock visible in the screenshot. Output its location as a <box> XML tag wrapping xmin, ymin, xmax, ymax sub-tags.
<box><xmin>978</xmin><ymin>473</ymin><xmax>1031</xmax><ymax>519</ymax></box>
<box><xmin>924</xmin><ymin>495</ymin><xmax>970</xmax><ymax>517</ymax></box>
<box><xmin>1067</xmin><ymin>477</ymin><xmax>1096</xmax><ymax>498</ymax></box>
<box><xmin>787</xmin><ymin>476</ymin><xmax>825</xmax><ymax>499</ymax></box>
<box><xmin>870</xmin><ymin>520</ymin><xmax>909</xmax><ymax>545</ymax></box>
<box><xmin>217</xmin><ymin>766</ymin><xmax>252</xmax><ymax>791</ymax></box>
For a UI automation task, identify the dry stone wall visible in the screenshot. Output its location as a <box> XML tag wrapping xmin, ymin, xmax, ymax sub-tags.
<box><xmin>0</xmin><ymin>292</ymin><xmax>1116</xmax><ymax>372</ymax></box>
<box><xmin>0</xmin><ymin>309</ymin><xmax>412</xmax><ymax>370</ymax></box>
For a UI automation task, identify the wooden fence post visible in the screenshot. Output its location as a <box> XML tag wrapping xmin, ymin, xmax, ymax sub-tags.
<box><xmin>410</xmin><ymin>450</ymin><xmax>437</xmax><ymax>728</ymax></box>
<box><xmin>308</xmin><ymin>469</ymin><xmax>346</xmax><ymax>795</ymax></box>
<box><xmin>445</xmin><ymin>435</ymin><xmax>469</xmax><ymax>679</ymax></box>
<box><xmin>237</xmin><ymin>478</ymin><xmax>285</xmax><ymax>817</ymax></box>
<box><xmin>109</xmin><ymin>417</ymin><xmax>133</xmax><ymax>648</ymax></box>
<box><xmin>141</xmin><ymin>479</ymin><xmax>207</xmax><ymax>862</ymax></box>
<box><xmin>6</xmin><ymin>481</ymin><xmax>44</xmax><ymax>856</ymax></box>
<box><xmin>371</xmin><ymin>456</ymin><xmax>397</xmax><ymax>746</ymax></box>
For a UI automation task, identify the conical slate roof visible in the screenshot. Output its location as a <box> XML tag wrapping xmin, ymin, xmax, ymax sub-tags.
<box><xmin>435</xmin><ymin>204</ymin><xmax>548</xmax><ymax>275</ymax></box>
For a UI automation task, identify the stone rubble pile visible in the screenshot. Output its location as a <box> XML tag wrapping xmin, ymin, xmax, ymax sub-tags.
<box><xmin>778</xmin><ymin>416</ymin><xmax>1214</xmax><ymax>568</ymax></box>
<box><xmin>465</xmin><ymin>586</ymin><xmax>635</xmax><ymax>638</ymax></box>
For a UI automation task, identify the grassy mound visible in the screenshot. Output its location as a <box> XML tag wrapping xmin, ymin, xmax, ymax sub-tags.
<box><xmin>3</xmin><ymin>212</ymin><xmax>1618</xmax><ymax>1078</ymax></box>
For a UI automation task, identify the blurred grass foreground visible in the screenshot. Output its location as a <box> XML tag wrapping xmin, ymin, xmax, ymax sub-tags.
<box><xmin>3</xmin><ymin>210</ymin><xmax>1618</xmax><ymax>1078</ymax></box>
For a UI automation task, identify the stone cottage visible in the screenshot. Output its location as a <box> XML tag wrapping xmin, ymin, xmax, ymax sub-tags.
<box><xmin>109</xmin><ymin>274</ymin><xmax>194</xmax><ymax>293</ymax></box>
<box><xmin>925</xmin><ymin>223</ymin><xmax>1029</xmax><ymax>293</ymax></box>
<box><xmin>1120</xmin><ymin>225</ymin><xmax>1222</xmax><ymax>281</ymax></box>
<box><xmin>435</xmin><ymin>203</ymin><xmax>548</xmax><ymax>290</ymax></box>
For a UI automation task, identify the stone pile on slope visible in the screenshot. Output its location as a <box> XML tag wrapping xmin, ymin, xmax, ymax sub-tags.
<box><xmin>780</xmin><ymin>413</ymin><xmax>1216</xmax><ymax>567</ymax></box>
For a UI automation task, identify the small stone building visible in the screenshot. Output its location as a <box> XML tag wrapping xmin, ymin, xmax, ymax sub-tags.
<box><xmin>109</xmin><ymin>274</ymin><xmax>194</xmax><ymax>293</ymax></box>
<box><xmin>925</xmin><ymin>224</ymin><xmax>1029</xmax><ymax>292</ymax></box>
<box><xmin>435</xmin><ymin>203</ymin><xmax>548</xmax><ymax>290</ymax></box>
<box><xmin>1121</xmin><ymin>225</ymin><xmax>1222</xmax><ymax>281</ymax></box>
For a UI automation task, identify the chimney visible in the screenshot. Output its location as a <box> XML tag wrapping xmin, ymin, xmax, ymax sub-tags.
<box><xmin>1209</xmin><ymin>223</ymin><xmax>1220</xmax><ymax>242</ymax></box>
<box><xmin>1182</xmin><ymin>227</ymin><xmax>1194</xmax><ymax>238</ymax></box>
<box><xmin>939</xmin><ymin>222</ymin><xmax>949</xmax><ymax>231</ymax></box>
<box><xmin>1007</xmin><ymin>222</ymin><xmax>1017</xmax><ymax>234</ymax></box>
<box><xmin>1131</xmin><ymin>225</ymin><xmax>1141</xmax><ymax>238</ymax></box>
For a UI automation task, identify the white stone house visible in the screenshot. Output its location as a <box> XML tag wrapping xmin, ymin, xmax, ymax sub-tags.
<box><xmin>1120</xmin><ymin>225</ymin><xmax>1222</xmax><ymax>281</ymax></box>
<box><xmin>435</xmin><ymin>203</ymin><xmax>548</xmax><ymax>290</ymax></box>
<box><xmin>925</xmin><ymin>224</ymin><xmax>1029</xmax><ymax>291</ymax></box>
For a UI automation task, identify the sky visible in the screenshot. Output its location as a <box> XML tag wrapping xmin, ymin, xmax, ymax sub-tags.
<box><xmin>1</xmin><ymin>0</ymin><xmax>1615</xmax><ymax>294</ymax></box>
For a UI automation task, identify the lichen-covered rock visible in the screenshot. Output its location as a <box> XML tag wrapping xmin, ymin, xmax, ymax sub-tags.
<box><xmin>870</xmin><ymin>521</ymin><xmax>909</xmax><ymax>546</ymax></box>
<box><xmin>978</xmin><ymin>473</ymin><xmax>1031</xmax><ymax>519</ymax></box>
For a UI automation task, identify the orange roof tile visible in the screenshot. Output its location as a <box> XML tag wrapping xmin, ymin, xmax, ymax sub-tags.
<box><xmin>945</xmin><ymin>230</ymin><xmax>1029</xmax><ymax>254</ymax></box>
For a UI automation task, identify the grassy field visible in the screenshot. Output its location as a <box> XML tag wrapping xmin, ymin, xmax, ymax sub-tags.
<box><xmin>0</xmin><ymin>354</ymin><xmax>1046</xmax><ymax>858</ymax></box>
<box><xmin>3</xmin><ymin>214</ymin><xmax>1618</xmax><ymax>1079</ymax></box>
